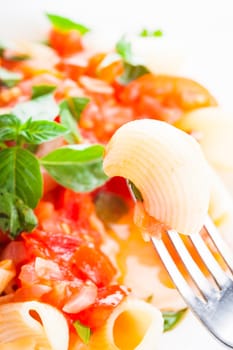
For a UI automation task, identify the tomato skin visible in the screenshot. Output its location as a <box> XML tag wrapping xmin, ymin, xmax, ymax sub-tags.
<box><xmin>49</xmin><ymin>29</ymin><xmax>83</xmax><ymax>56</ymax></box>
<box><xmin>70</xmin><ymin>285</ymin><xmax>128</xmax><ymax>329</ymax></box>
<box><xmin>119</xmin><ymin>73</ymin><xmax>217</xmax><ymax>123</ymax></box>
<box><xmin>72</xmin><ymin>245</ymin><xmax>117</xmax><ymax>287</ymax></box>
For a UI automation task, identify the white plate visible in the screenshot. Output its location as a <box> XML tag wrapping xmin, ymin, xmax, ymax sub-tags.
<box><xmin>1</xmin><ymin>1</ymin><xmax>232</xmax><ymax>349</ymax></box>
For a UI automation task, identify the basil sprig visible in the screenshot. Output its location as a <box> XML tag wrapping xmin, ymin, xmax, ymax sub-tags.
<box><xmin>0</xmin><ymin>106</ymin><xmax>108</xmax><ymax>238</ymax></box>
<box><xmin>116</xmin><ymin>37</ymin><xmax>149</xmax><ymax>84</ymax></box>
<box><xmin>46</xmin><ymin>13</ymin><xmax>90</xmax><ymax>35</ymax></box>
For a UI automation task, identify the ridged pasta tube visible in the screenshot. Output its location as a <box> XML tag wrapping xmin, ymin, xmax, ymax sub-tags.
<box><xmin>103</xmin><ymin>119</ymin><xmax>210</xmax><ymax>235</ymax></box>
<box><xmin>0</xmin><ymin>301</ymin><xmax>69</xmax><ymax>350</ymax></box>
<box><xmin>87</xmin><ymin>297</ymin><xmax>163</xmax><ymax>350</ymax></box>
<box><xmin>176</xmin><ymin>107</ymin><xmax>233</xmax><ymax>170</ymax></box>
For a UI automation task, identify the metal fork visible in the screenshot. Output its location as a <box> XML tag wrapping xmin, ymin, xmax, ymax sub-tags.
<box><xmin>152</xmin><ymin>216</ymin><xmax>233</xmax><ymax>348</ymax></box>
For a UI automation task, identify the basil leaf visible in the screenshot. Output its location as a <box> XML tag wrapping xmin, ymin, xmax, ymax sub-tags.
<box><xmin>20</xmin><ymin>119</ymin><xmax>68</xmax><ymax>144</ymax></box>
<box><xmin>32</xmin><ymin>85</ymin><xmax>56</xmax><ymax>99</ymax></box>
<box><xmin>163</xmin><ymin>308</ymin><xmax>188</xmax><ymax>332</ymax></box>
<box><xmin>13</xmin><ymin>93</ymin><xmax>59</xmax><ymax>122</ymax></box>
<box><xmin>41</xmin><ymin>144</ymin><xmax>108</xmax><ymax>192</ymax></box>
<box><xmin>0</xmin><ymin>191</ymin><xmax>37</xmax><ymax>239</ymax></box>
<box><xmin>116</xmin><ymin>36</ymin><xmax>132</xmax><ymax>62</ymax></box>
<box><xmin>46</xmin><ymin>13</ymin><xmax>90</xmax><ymax>35</ymax></box>
<box><xmin>0</xmin><ymin>114</ymin><xmax>21</xmax><ymax>142</ymax></box>
<box><xmin>4</xmin><ymin>54</ymin><xmax>30</xmax><ymax>62</ymax></box>
<box><xmin>59</xmin><ymin>100</ymin><xmax>82</xmax><ymax>144</ymax></box>
<box><xmin>118</xmin><ymin>62</ymin><xmax>149</xmax><ymax>85</ymax></box>
<box><xmin>0</xmin><ymin>67</ymin><xmax>22</xmax><ymax>88</ymax></box>
<box><xmin>140</xmin><ymin>28</ymin><xmax>163</xmax><ymax>37</ymax></box>
<box><xmin>73</xmin><ymin>320</ymin><xmax>91</xmax><ymax>344</ymax></box>
<box><xmin>116</xmin><ymin>37</ymin><xmax>149</xmax><ymax>84</ymax></box>
<box><xmin>0</xmin><ymin>147</ymin><xmax>42</xmax><ymax>208</ymax></box>
<box><xmin>66</xmin><ymin>97</ymin><xmax>90</xmax><ymax>122</ymax></box>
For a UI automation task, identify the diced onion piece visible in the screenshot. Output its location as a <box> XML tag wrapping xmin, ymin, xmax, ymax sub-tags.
<box><xmin>176</xmin><ymin>107</ymin><xmax>233</xmax><ymax>170</ymax></box>
<box><xmin>103</xmin><ymin>119</ymin><xmax>210</xmax><ymax>235</ymax></box>
<box><xmin>0</xmin><ymin>301</ymin><xmax>69</xmax><ymax>350</ymax></box>
<box><xmin>88</xmin><ymin>297</ymin><xmax>163</xmax><ymax>350</ymax></box>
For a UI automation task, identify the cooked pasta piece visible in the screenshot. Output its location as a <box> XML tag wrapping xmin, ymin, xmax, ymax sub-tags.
<box><xmin>0</xmin><ymin>260</ymin><xmax>16</xmax><ymax>294</ymax></box>
<box><xmin>0</xmin><ymin>301</ymin><xmax>69</xmax><ymax>350</ymax></box>
<box><xmin>103</xmin><ymin>119</ymin><xmax>210</xmax><ymax>235</ymax></box>
<box><xmin>87</xmin><ymin>297</ymin><xmax>163</xmax><ymax>350</ymax></box>
<box><xmin>176</xmin><ymin>107</ymin><xmax>233</xmax><ymax>171</ymax></box>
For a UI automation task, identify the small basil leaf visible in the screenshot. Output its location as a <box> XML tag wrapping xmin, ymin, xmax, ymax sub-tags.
<box><xmin>46</xmin><ymin>13</ymin><xmax>90</xmax><ymax>35</ymax></box>
<box><xmin>0</xmin><ymin>147</ymin><xmax>42</xmax><ymax>208</ymax></box>
<box><xmin>59</xmin><ymin>100</ymin><xmax>82</xmax><ymax>144</ymax></box>
<box><xmin>116</xmin><ymin>36</ymin><xmax>132</xmax><ymax>62</ymax></box>
<box><xmin>20</xmin><ymin>119</ymin><xmax>68</xmax><ymax>144</ymax></box>
<box><xmin>13</xmin><ymin>93</ymin><xmax>59</xmax><ymax>122</ymax></box>
<box><xmin>163</xmin><ymin>308</ymin><xmax>188</xmax><ymax>332</ymax></box>
<box><xmin>0</xmin><ymin>191</ymin><xmax>37</xmax><ymax>239</ymax></box>
<box><xmin>41</xmin><ymin>144</ymin><xmax>108</xmax><ymax>192</ymax></box>
<box><xmin>118</xmin><ymin>62</ymin><xmax>149</xmax><ymax>85</ymax></box>
<box><xmin>32</xmin><ymin>85</ymin><xmax>56</xmax><ymax>99</ymax></box>
<box><xmin>73</xmin><ymin>320</ymin><xmax>91</xmax><ymax>345</ymax></box>
<box><xmin>0</xmin><ymin>114</ymin><xmax>21</xmax><ymax>142</ymax></box>
<box><xmin>66</xmin><ymin>97</ymin><xmax>90</xmax><ymax>122</ymax></box>
<box><xmin>140</xmin><ymin>28</ymin><xmax>163</xmax><ymax>37</ymax></box>
<box><xmin>0</xmin><ymin>67</ymin><xmax>22</xmax><ymax>88</ymax></box>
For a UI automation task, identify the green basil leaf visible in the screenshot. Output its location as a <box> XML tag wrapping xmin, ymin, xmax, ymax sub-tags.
<box><xmin>140</xmin><ymin>28</ymin><xmax>163</xmax><ymax>37</ymax></box>
<box><xmin>118</xmin><ymin>62</ymin><xmax>149</xmax><ymax>85</ymax></box>
<box><xmin>32</xmin><ymin>85</ymin><xmax>56</xmax><ymax>99</ymax></box>
<box><xmin>0</xmin><ymin>114</ymin><xmax>21</xmax><ymax>142</ymax></box>
<box><xmin>46</xmin><ymin>13</ymin><xmax>90</xmax><ymax>35</ymax></box>
<box><xmin>0</xmin><ymin>67</ymin><xmax>22</xmax><ymax>88</ymax></box>
<box><xmin>0</xmin><ymin>147</ymin><xmax>42</xmax><ymax>208</ymax></box>
<box><xmin>13</xmin><ymin>93</ymin><xmax>59</xmax><ymax>122</ymax></box>
<box><xmin>41</xmin><ymin>144</ymin><xmax>108</xmax><ymax>192</ymax></box>
<box><xmin>163</xmin><ymin>308</ymin><xmax>188</xmax><ymax>332</ymax></box>
<box><xmin>4</xmin><ymin>54</ymin><xmax>30</xmax><ymax>62</ymax></box>
<box><xmin>59</xmin><ymin>100</ymin><xmax>82</xmax><ymax>144</ymax></box>
<box><xmin>20</xmin><ymin>119</ymin><xmax>68</xmax><ymax>144</ymax></box>
<box><xmin>73</xmin><ymin>320</ymin><xmax>91</xmax><ymax>345</ymax></box>
<box><xmin>66</xmin><ymin>97</ymin><xmax>90</xmax><ymax>122</ymax></box>
<box><xmin>116</xmin><ymin>36</ymin><xmax>133</xmax><ymax>62</ymax></box>
<box><xmin>0</xmin><ymin>191</ymin><xmax>37</xmax><ymax>239</ymax></box>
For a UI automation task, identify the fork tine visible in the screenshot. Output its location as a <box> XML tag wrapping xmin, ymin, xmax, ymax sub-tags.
<box><xmin>150</xmin><ymin>235</ymin><xmax>202</xmax><ymax>308</ymax></box>
<box><xmin>190</xmin><ymin>232</ymin><xmax>229</xmax><ymax>288</ymax></box>
<box><xmin>205</xmin><ymin>217</ymin><xmax>233</xmax><ymax>273</ymax></box>
<box><xmin>166</xmin><ymin>230</ymin><xmax>216</xmax><ymax>300</ymax></box>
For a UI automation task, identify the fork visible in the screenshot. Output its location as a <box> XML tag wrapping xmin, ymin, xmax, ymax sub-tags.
<box><xmin>152</xmin><ymin>216</ymin><xmax>233</xmax><ymax>348</ymax></box>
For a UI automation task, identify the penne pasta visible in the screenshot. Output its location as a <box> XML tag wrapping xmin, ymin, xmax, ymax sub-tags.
<box><xmin>0</xmin><ymin>301</ymin><xmax>69</xmax><ymax>350</ymax></box>
<box><xmin>87</xmin><ymin>297</ymin><xmax>163</xmax><ymax>350</ymax></box>
<box><xmin>103</xmin><ymin>119</ymin><xmax>210</xmax><ymax>235</ymax></box>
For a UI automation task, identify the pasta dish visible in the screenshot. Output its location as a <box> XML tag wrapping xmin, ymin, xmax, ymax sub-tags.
<box><xmin>0</xmin><ymin>13</ymin><xmax>233</xmax><ymax>350</ymax></box>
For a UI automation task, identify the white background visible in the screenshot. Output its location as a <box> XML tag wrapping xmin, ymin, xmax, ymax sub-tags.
<box><xmin>1</xmin><ymin>1</ymin><xmax>233</xmax><ymax>349</ymax></box>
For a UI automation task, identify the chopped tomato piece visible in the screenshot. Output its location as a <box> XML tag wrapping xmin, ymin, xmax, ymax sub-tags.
<box><xmin>71</xmin><ymin>285</ymin><xmax>128</xmax><ymax>329</ymax></box>
<box><xmin>72</xmin><ymin>244</ymin><xmax>117</xmax><ymax>287</ymax></box>
<box><xmin>119</xmin><ymin>73</ymin><xmax>217</xmax><ymax>123</ymax></box>
<box><xmin>48</xmin><ymin>28</ymin><xmax>83</xmax><ymax>56</ymax></box>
